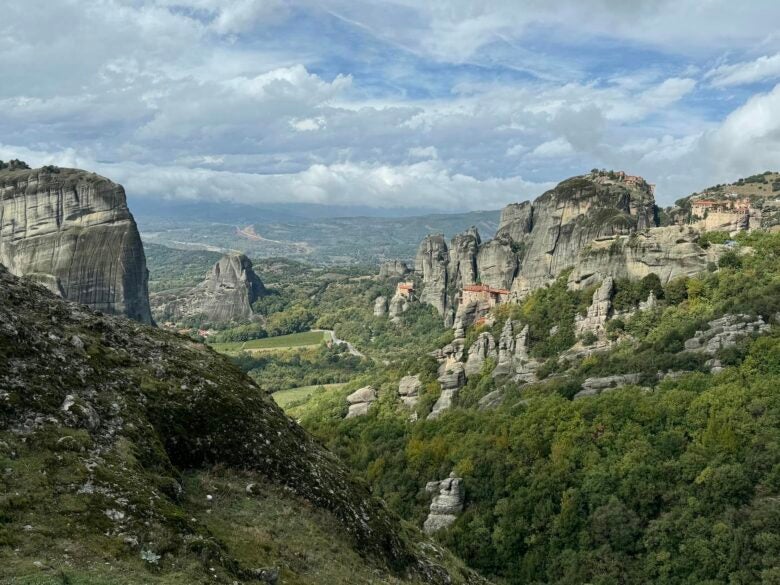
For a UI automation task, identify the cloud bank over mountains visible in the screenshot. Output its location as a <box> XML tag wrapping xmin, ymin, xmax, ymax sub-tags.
<box><xmin>3</xmin><ymin>0</ymin><xmax>780</xmax><ymax>209</ymax></box>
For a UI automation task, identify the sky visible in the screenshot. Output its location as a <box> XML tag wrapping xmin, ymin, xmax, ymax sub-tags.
<box><xmin>2</xmin><ymin>1</ymin><xmax>780</xmax><ymax>211</ymax></box>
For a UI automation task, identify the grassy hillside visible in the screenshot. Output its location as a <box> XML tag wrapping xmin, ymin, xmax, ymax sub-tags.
<box><xmin>287</xmin><ymin>230</ymin><xmax>780</xmax><ymax>584</ymax></box>
<box><xmin>0</xmin><ymin>266</ymin><xmax>487</xmax><ymax>585</ymax></box>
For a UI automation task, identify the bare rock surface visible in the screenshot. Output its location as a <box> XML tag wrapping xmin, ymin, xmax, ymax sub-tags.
<box><xmin>378</xmin><ymin>260</ymin><xmax>410</xmax><ymax>279</ymax></box>
<box><xmin>346</xmin><ymin>386</ymin><xmax>378</xmax><ymax>418</ymax></box>
<box><xmin>0</xmin><ymin>166</ymin><xmax>152</xmax><ymax>323</ymax></box>
<box><xmin>574</xmin><ymin>373</ymin><xmax>642</xmax><ymax>399</ymax></box>
<box><xmin>423</xmin><ymin>474</ymin><xmax>464</xmax><ymax>534</ymax></box>
<box><xmin>465</xmin><ymin>332</ymin><xmax>497</xmax><ymax>378</ymax></box>
<box><xmin>156</xmin><ymin>254</ymin><xmax>266</xmax><ymax>325</ymax></box>
<box><xmin>374</xmin><ymin>296</ymin><xmax>388</xmax><ymax>317</ymax></box>
<box><xmin>415</xmin><ymin>234</ymin><xmax>449</xmax><ymax>316</ymax></box>
<box><xmin>575</xmin><ymin>277</ymin><xmax>613</xmax><ymax>338</ymax></box>
<box><xmin>398</xmin><ymin>375</ymin><xmax>422</xmax><ymax>408</ymax></box>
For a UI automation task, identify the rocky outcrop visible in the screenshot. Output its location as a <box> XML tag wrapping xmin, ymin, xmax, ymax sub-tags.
<box><xmin>346</xmin><ymin>386</ymin><xmax>378</xmax><ymax>418</ymax></box>
<box><xmin>374</xmin><ymin>296</ymin><xmax>388</xmax><ymax>317</ymax></box>
<box><xmin>389</xmin><ymin>291</ymin><xmax>410</xmax><ymax>320</ymax></box>
<box><xmin>0</xmin><ymin>166</ymin><xmax>152</xmax><ymax>323</ymax></box>
<box><xmin>574</xmin><ymin>373</ymin><xmax>643</xmax><ymax>399</ymax></box>
<box><xmin>493</xmin><ymin>320</ymin><xmax>536</xmax><ymax>382</ymax></box>
<box><xmin>398</xmin><ymin>375</ymin><xmax>422</xmax><ymax>408</ymax></box>
<box><xmin>464</xmin><ymin>332</ymin><xmax>497</xmax><ymax>378</ymax></box>
<box><xmin>429</xmin><ymin>363</ymin><xmax>465</xmax><ymax>419</ymax></box>
<box><xmin>568</xmin><ymin>226</ymin><xmax>721</xmax><ymax>289</ymax></box>
<box><xmin>157</xmin><ymin>254</ymin><xmax>266</xmax><ymax>325</ymax></box>
<box><xmin>452</xmin><ymin>299</ymin><xmax>481</xmax><ymax>338</ymax></box>
<box><xmin>415</xmin><ymin>235</ymin><xmax>449</xmax><ymax>317</ymax></box>
<box><xmin>379</xmin><ymin>260</ymin><xmax>410</xmax><ymax>279</ymax></box>
<box><xmin>476</xmin><ymin>238</ymin><xmax>517</xmax><ymax>290</ymax></box>
<box><xmin>506</xmin><ymin>175</ymin><xmax>656</xmax><ymax>297</ymax></box>
<box><xmin>496</xmin><ymin>201</ymin><xmax>533</xmax><ymax>243</ymax></box>
<box><xmin>423</xmin><ymin>474</ymin><xmax>464</xmax><ymax>534</ymax></box>
<box><xmin>683</xmin><ymin>314</ymin><xmax>770</xmax><ymax>359</ymax></box>
<box><xmin>639</xmin><ymin>291</ymin><xmax>658</xmax><ymax>312</ymax></box>
<box><xmin>448</xmin><ymin>227</ymin><xmax>481</xmax><ymax>290</ymax></box>
<box><xmin>575</xmin><ymin>277</ymin><xmax>613</xmax><ymax>338</ymax></box>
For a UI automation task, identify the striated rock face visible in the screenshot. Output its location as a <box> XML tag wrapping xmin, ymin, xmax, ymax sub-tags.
<box><xmin>464</xmin><ymin>332</ymin><xmax>497</xmax><ymax>378</ymax></box>
<box><xmin>575</xmin><ymin>277</ymin><xmax>613</xmax><ymax>338</ymax></box>
<box><xmin>374</xmin><ymin>296</ymin><xmax>388</xmax><ymax>317</ymax></box>
<box><xmin>493</xmin><ymin>320</ymin><xmax>538</xmax><ymax>382</ymax></box>
<box><xmin>508</xmin><ymin>176</ymin><xmax>656</xmax><ymax>296</ymax></box>
<box><xmin>448</xmin><ymin>227</ymin><xmax>481</xmax><ymax>290</ymax></box>
<box><xmin>568</xmin><ymin>226</ymin><xmax>721</xmax><ymax>289</ymax></box>
<box><xmin>346</xmin><ymin>386</ymin><xmax>378</xmax><ymax>418</ymax></box>
<box><xmin>0</xmin><ymin>166</ymin><xmax>152</xmax><ymax>323</ymax></box>
<box><xmin>379</xmin><ymin>260</ymin><xmax>410</xmax><ymax>279</ymax></box>
<box><xmin>496</xmin><ymin>201</ymin><xmax>533</xmax><ymax>243</ymax></box>
<box><xmin>477</xmin><ymin>238</ymin><xmax>517</xmax><ymax>290</ymax></box>
<box><xmin>398</xmin><ymin>375</ymin><xmax>422</xmax><ymax>408</ymax></box>
<box><xmin>157</xmin><ymin>254</ymin><xmax>266</xmax><ymax>326</ymax></box>
<box><xmin>423</xmin><ymin>474</ymin><xmax>464</xmax><ymax>534</ymax></box>
<box><xmin>415</xmin><ymin>235</ymin><xmax>449</xmax><ymax>316</ymax></box>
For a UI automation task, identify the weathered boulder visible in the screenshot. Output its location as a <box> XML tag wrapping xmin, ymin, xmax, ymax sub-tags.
<box><xmin>568</xmin><ymin>226</ymin><xmax>721</xmax><ymax>289</ymax></box>
<box><xmin>378</xmin><ymin>260</ymin><xmax>410</xmax><ymax>279</ymax></box>
<box><xmin>683</xmin><ymin>314</ymin><xmax>770</xmax><ymax>359</ymax></box>
<box><xmin>464</xmin><ymin>332</ymin><xmax>497</xmax><ymax>378</ymax></box>
<box><xmin>157</xmin><ymin>254</ymin><xmax>266</xmax><ymax>325</ymax></box>
<box><xmin>574</xmin><ymin>373</ymin><xmax>642</xmax><ymax>399</ymax></box>
<box><xmin>476</xmin><ymin>238</ymin><xmax>517</xmax><ymax>290</ymax></box>
<box><xmin>415</xmin><ymin>235</ymin><xmax>449</xmax><ymax>316</ymax></box>
<box><xmin>452</xmin><ymin>299</ymin><xmax>480</xmax><ymax>338</ymax></box>
<box><xmin>448</xmin><ymin>227</ymin><xmax>481</xmax><ymax>290</ymax></box>
<box><xmin>423</xmin><ymin>474</ymin><xmax>464</xmax><ymax>534</ymax></box>
<box><xmin>345</xmin><ymin>386</ymin><xmax>378</xmax><ymax>418</ymax></box>
<box><xmin>398</xmin><ymin>375</ymin><xmax>422</xmax><ymax>408</ymax></box>
<box><xmin>575</xmin><ymin>277</ymin><xmax>613</xmax><ymax>338</ymax></box>
<box><xmin>0</xmin><ymin>166</ymin><xmax>152</xmax><ymax>323</ymax></box>
<box><xmin>373</xmin><ymin>296</ymin><xmax>388</xmax><ymax>317</ymax></box>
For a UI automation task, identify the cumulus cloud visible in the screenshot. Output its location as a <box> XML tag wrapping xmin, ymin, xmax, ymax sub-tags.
<box><xmin>3</xmin><ymin>0</ymin><xmax>780</xmax><ymax>211</ymax></box>
<box><xmin>707</xmin><ymin>53</ymin><xmax>780</xmax><ymax>87</ymax></box>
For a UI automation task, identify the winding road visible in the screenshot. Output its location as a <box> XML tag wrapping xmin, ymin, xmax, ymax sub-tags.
<box><xmin>314</xmin><ymin>329</ymin><xmax>365</xmax><ymax>357</ymax></box>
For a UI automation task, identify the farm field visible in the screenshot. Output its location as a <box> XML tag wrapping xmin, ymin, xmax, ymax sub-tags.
<box><xmin>210</xmin><ymin>330</ymin><xmax>327</xmax><ymax>354</ymax></box>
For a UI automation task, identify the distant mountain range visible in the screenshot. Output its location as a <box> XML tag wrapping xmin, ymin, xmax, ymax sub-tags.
<box><xmin>133</xmin><ymin>198</ymin><xmax>502</xmax><ymax>265</ymax></box>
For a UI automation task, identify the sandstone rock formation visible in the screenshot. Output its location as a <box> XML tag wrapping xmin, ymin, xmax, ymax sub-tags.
<box><xmin>492</xmin><ymin>320</ymin><xmax>536</xmax><ymax>382</ymax></box>
<box><xmin>389</xmin><ymin>291</ymin><xmax>410</xmax><ymax>320</ymax></box>
<box><xmin>568</xmin><ymin>226</ymin><xmax>721</xmax><ymax>289</ymax></box>
<box><xmin>476</xmin><ymin>238</ymin><xmax>517</xmax><ymax>290</ymax></box>
<box><xmin>398</xmin><ymin>375</ymin><xmax>422</xmax><ymax>408</ymax></box>
<box><xmin>374</xmin><ymin>296</ymin><xmax>388</xmax><ymax>317</ymax></box>
<box><xmin>464</xmin><ymin>332</ymin><xmax>497</xmax><ymax>378</ymax></box>
<box><xmin>415</xmin><ymin>235</ymin><xmax>449</xmax><ymax>316</ymax></box>
<box><xmin>423</xmin><ymin>474</ymin><xmax>464</xmax><ymax>534</ymax></box>
<box><xmin>505</xmin><ymin>175</ymin><xmax>656</xmax><ymax>296</ymax></box>
<box><xmin>0</xmin><ymin>166</ymin><xmax>152</xmax><ymax>323</ymax></box>
<box><xmin>346</xmin><ymin>386</ymin><xmax>377</xmax><ymax>418</ymax></box>
<box><xmin>574</xmin><ymin>373</ymin><xmax>643</xmax><ymax>400</ymax></box>
<box><xmin>429</xmin><ymin>363</ymin><xmax>465</xmax><ymax>419</ymax></box>
<box><xmin>683</xmin><ymin>314</ymin><xmax>770</xmax><ymax>358</ymax></box>
<box><xmin>157</xmin><ymin>254</ymin><xmax>266</xmax><ymax>325</ymax></box>
<box><xmin>448</xmin><ymin>227</ymin><xmax>480</xmax><ymax>290</ymax></box>
<box><xmin>378</xmin><ymin>260</ymin><xmax>410</xmax><ymax>279</ymax></box>
<box><xmin>575</xmin><ymin>277</ymin><xmax>613</xmax><ymax>338</ymax></box>
<box><xmin>495</xmin><ymin>201</ymin><xmax>533</xmax><ymax>243</ymax></box>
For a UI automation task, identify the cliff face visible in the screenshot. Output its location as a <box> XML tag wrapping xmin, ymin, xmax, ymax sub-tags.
<box><xmin>448</xmin><ymin>227</ymin><xmax>481</xmax><ymax>290</ymax></box>
<box><xmin>415</xmin><ymin>234</ymin><xmax>450</xmax><ymax>316</ymax></box>
<box><xmin>0</xmin><ymin>166</ymin><xmax>152</xmax><ymax>324</ymax></box>
<box><xmin>158</xmin><ymin>253</ymin><xmax>266</xmax><ymax>325</ymax></box>
<box><xmin>568</xmin><ymin>226</ymin><xmax>721</xmax><ymax>288</ymax></box>
<box><xmin>509</xmin><ymin>176</ymin><xmax>657</xmax><ymax>295</ymax></box>
<box><xmin>415</xmin><ymin>174</ymin><xmax>659</xmax><ymax>316</ymax></box>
